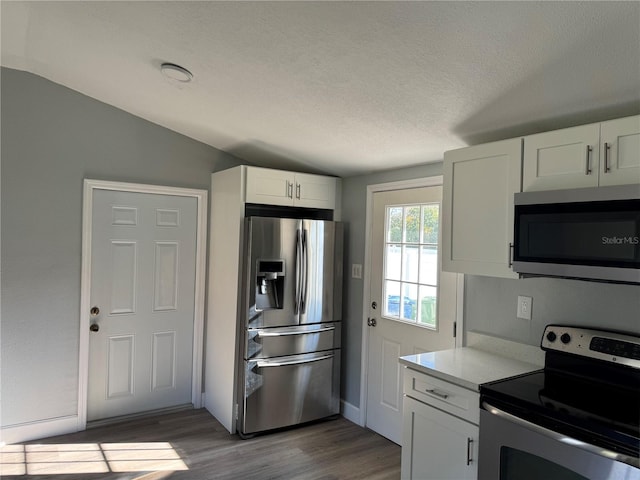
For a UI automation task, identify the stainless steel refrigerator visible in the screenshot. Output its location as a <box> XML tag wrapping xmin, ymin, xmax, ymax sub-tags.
<box><xmin>237</xmin><ymin>216</ymin><xmax>343</xmax><ymax>436</ymax></box>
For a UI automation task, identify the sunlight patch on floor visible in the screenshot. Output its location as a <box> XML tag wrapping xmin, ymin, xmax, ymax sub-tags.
<box><xmin>0</xmin><ymin>442</ymin><xmax>188</xmax><ymax>476</ymax></box>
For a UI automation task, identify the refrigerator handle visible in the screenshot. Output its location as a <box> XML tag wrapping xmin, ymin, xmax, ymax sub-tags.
<box><xmin>295</xmin><ymin>228</ymin><xmax>302</xmax><ymax>314</ymax></box>
<box><xmin>301</xmin><ymin>228</ymin><xmax>309</xmax><ymax>314</ymax></box>
<box><xmin>256</xmin><ymin>353</ymin><xmax>334</xmax><ymax>368</ymax></box>
<box><xmin>256</xmin><ymin>325</ymin><xmax>335</xmax><ymax>337</ymax></box>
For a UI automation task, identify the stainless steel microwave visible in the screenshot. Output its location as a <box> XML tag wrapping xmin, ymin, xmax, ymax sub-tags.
<box><xmin>512</xmin><ymin>184</ymin><xmax>640</xmax><ymax>284</ymax></box>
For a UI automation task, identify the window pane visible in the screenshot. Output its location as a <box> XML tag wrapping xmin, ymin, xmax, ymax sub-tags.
<box><xmin>419</xmin><ymin>285</ymin><xmax>437</xmax><ymax>327</ymax></box>
<box><xmin>387</xmin><ymin>207</ymin><xmax>403</xmax><ymax>242</ymax></box>
<box><xmin>402</xmin><ymin>245</ymin><xmax>419</xmax><ymax>283</ymax></box>
<box><xmin>419</xmin><ymin>246</ymin><xmax>438</xmax><ymax>285</ymax></box>
<box><xmin>401</xmin><ymin>283</ymin><xmax>418</xmax><ymax>321</ymax></box>
<box><xmin>382</xmin><ymin>200</ymin><xmax>441</xmax><ymax>329</ymax></box>
<box><xmin>384</xmin><ymin>280</ymin><xmax>401</xmax><ymax>318</ymax></box>
<box><xmin>422</xmin><ymin>204</ymin><xmax>439</xmax><ymax>244</ymax></box>
<box><xmin>404</xmin><ymin>206</ymin><xmax>420</xmax><ymax>243</ymax></box>
<box><xmin>385</xmin><ymin>244</ymin><xmax>402</xmax><ymax>280</ymax></box>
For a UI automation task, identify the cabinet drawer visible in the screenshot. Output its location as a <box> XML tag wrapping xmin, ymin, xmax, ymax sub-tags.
<box><xmin>404</xmin><ymin>368</ymin><xmax>479</xmax><ymax>425</ymax></box>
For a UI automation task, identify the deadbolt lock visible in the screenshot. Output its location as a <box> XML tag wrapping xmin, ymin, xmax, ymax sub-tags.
<box><xmin>371</xmin><ymin>301</ymin><xmax>377</xmax><ymax>310</ymax></box>
<box><xmin>90</xmin><ymin>306</ymin><xmax>100</xmax><ymax>317</ymax></box>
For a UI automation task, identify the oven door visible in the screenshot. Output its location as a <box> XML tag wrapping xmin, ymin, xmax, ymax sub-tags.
<box><xmin>478</xmin><ymin>404</ymin><xmax>639</xmax><ymax>480</ymax></box>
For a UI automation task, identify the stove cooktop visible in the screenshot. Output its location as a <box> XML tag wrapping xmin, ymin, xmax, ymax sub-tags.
<box><xmin>481</xmin><ymin>325</ymin><xmax>640</xmax><ymax>460</ymax></box>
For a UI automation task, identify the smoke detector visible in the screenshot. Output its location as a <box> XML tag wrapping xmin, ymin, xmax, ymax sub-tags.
<box><xmin>160</xmin><ymin>63</ymin><xmax>193</xmax><ymax>83</ymax></box>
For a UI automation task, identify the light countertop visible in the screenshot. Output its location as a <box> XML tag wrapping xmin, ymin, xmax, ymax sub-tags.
<box><xmin>399</xmin><ymin>347</ymin><xmax>543</xmax><ymax>391</ymax></box>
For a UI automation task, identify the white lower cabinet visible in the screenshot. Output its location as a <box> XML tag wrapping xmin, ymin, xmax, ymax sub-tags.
<box><xmin>401</xmin><ymin>368</ymin><xmax>479</xmax><ymax>480</ymax></box>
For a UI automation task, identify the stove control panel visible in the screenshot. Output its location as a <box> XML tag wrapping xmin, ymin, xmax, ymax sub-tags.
<box><xmin>541</xmin><ymin>325</ymin><xmax>640</xmax><ymax>369</ymax></box>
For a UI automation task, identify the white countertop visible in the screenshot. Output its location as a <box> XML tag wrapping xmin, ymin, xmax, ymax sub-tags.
<box><xmin>399</xmin><ymin>347</ymin><xmax>542</xmax><ymax>391</ymax></box>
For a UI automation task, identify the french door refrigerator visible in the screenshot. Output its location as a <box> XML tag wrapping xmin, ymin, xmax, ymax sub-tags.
<box><xmin>237</xmin><ymin>216</ymin><xmax>343</xmax><ymax>436</ymax></box>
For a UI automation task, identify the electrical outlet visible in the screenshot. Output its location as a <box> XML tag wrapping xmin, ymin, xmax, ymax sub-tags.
<box><xmin>352</xmin><ymin>264</ymin><xmax>363</xmax><ymax>279</ymax></box>
<box><xmin>517</xmin><ymin>296</ymin><xmax>533</xmax><ymax>320</ymax></box>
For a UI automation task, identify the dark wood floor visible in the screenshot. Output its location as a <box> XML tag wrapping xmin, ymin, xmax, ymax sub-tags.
<box><xmin>1</xmin><ymin>409</ymin><xmax>400</xmax><ymax>479</ymax></box>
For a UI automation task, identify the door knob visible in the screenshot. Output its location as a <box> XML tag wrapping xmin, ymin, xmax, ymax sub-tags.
<box><xmin>367</xmin><ymin>318</ymin><xmax>377</xmax><ymax>327</ymax></box>
<box><xmin>90</xmin><ymin>323</ymin><xmax>99</xmax><ymax>332</ymax></box>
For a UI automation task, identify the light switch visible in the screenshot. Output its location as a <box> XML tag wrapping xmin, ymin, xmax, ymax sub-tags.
<box><xmin>352</xmin><ymin>264</ymin><xmax>363</xmax><ymax>279</ymax></box>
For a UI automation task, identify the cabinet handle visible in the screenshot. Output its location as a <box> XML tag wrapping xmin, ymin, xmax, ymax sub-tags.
<box><xmin>585</xmin><ymin>145</ymin><xmax>593</xmax><ymax>175</ymax></box>
<box><xmin>466</xmin><ymin>437</ymin><xmax>474</xmax><ymax>465</ymax></box>
<box><xmin>425</xmin><ymin>388</ymin><xmax>449</xmax><ymax>400</ymax></box>
<box><xmin>603</xmin><ymin>142</ymin><xmax>611</xmax><ymax>173</ymax></box>
<box><xmin>296</xmin><ymin>183</ymin><xmax>301</xmax><ymax>199</ymax></box>
<box><xmin>287</xmin><ymin>181</ymin><xmax>293</xmax><ymax>198</ymax></box>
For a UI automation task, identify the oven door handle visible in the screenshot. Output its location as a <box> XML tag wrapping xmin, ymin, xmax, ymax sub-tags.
<box><xmin>482</xmin><ymin>401</ymin><xmax>640</xmax><ymax>468</ymax></box>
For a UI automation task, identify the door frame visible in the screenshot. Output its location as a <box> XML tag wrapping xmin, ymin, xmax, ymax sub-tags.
<box><xmin>358</xmin><ymin>176</ymin><xmax>464</xmax><ymax>427</ymax></box>
<box><xmin>78</xmin><ymin>179</ymin><xmax>208</xmax><ymax>430</ymax></box>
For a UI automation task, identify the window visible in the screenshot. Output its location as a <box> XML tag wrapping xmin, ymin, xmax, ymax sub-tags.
<box><xmin>383</xmin><ymin>203</ymin><xmax>439</xmax><ymax>328</ymax></box>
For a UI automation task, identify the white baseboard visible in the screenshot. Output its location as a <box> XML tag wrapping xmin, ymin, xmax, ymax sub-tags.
<box><xmin>340</xmin><ymin>400</ymin><xmax>362</xmax><ymax>426</ymax></box>
<box><xmin>1</xmin><ymin>415</ymin><xmax>79</xmax><ymax>445</ymax></box>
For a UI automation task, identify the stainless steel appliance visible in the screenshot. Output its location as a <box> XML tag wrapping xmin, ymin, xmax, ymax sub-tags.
<box><xmin>237</xmin><ymin>216</ymin><xmax>343</xmax><ymax>436</ymax></box>
<box><xmin>512</xmin><ymin>184</ymin><xmax>640</xmax><ymax>284</ymax></box>
<box><xmin>479</xmin><ymin>325</ymin><xmax>639</xmax><ymax>479</ymax></box>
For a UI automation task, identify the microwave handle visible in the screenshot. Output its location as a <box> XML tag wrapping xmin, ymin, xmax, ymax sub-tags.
<box><xmin>508</xmin><ymin>243</ymin><xmax>514</xmax><ymax>268</ymax></box>
<box><xmin>482</xmin><ymin>401</ymin><xmax>639</xmax><ymax>468</ymax></box>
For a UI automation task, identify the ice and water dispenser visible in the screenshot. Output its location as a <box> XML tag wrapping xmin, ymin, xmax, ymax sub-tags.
<box><xmin>255</xmin><ymin>259</ymin><xmax>285</xmax><ymax>310</ymax></box>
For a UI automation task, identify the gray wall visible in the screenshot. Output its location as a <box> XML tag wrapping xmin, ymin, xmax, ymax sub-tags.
<box><xmin>340</xmin><ymin>163</ymin><xmax>443</xmax><ymax>409</ymax></box>
<box><xmin>464</xmin><ymin>275</ymin><xmax>640</xmax><ymax>345</ymax></box>
<box><xmin>1</xmin><ymin>68</ymin><xmax>242</xmax><ymax>427</ymax></box>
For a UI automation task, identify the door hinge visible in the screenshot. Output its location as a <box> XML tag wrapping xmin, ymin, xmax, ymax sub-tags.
<box><xmin>453</xmin><ymin>321</ymin><xmax>457</xmax><ymax>338</ymax></box>
<box><xmin>235</xmin><ymin>403</ymin><xmax>239</xmax><ymax>420</ymax></box>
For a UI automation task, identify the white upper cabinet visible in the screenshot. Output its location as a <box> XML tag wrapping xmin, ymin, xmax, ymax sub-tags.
<box><xmin>245</xmin><ymin>167</ymin><xmax>293</xmax><ymax>207</ymax></box>
<box><xmin>523</xmin><ymin>124</ymin><xmax>600</xmax><ymax>191</ymax></box>
<box><xmin>245</xmin><ymin>166</ymin><xmax>337</xmax><ymax>210</ymax></box>
<box><xmin>293</xmin><ymin>172</ymin><xmax>337</xmax><ymax>209</ymax></box>
<box><xmin>523</xmin><ymin>115</ymin><xmax>640</xmax><ymax>191</ymax></box>
<box><xmin>442</xmin><ymin>138</ymin><xmax>521</xmax><ymax>279</ymax></box>
<box><xmin>599</xmin><ymin>115</ymin><xmax>640</xmax><ymax>187</ymax></box>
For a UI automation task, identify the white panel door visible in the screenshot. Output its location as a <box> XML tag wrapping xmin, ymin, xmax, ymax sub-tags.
<box><xmin>88</xmin><ymin>190</ymin><xmax>197</xmax><ymax>421</ymax></box>
<box><xmin>366</xmin><ymin>187</ymin><xmax>457</xmax><ymax>444</ymax></box>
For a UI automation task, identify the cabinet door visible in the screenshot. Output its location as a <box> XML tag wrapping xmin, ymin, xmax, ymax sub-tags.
<box><xmin>523</xmin><ymin>124</ymin><xmax>600</xmax><ymax>191</ymax></box>
<box><xmin>245</xmin><ymin>167</ymin><xmax>294</xmax><ymax>206</ymax></box>
<box><xmin>442</xmin><ymin>138</ymin><xmax>521</xmax><ymax>278</ymax></box>
<box><xmin>599</xmin><ymin>115</ymin><xmax>640</xmax><ymax>187</ymax></box>
<box><xmin>401</xmin><ymin>396</ymin><xmax>478</xmax><ymax>480</ymax></box>
<box><xmin>294</xmin><ymin>173</ymin><xmax>336</xmax><ymax>210</ymax></box>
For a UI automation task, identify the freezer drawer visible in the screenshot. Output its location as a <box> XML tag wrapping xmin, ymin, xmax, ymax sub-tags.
<box><xmin>245</xmin><ymin>322</ymin><xmax>340</xmax><ymax>359</ymax></box>
<box><xmin>240</xmin><ymin>350</ymin><xmax>340</xmax><ymax>435</ymax></box>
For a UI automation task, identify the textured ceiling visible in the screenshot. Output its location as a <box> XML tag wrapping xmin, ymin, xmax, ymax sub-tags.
<box><xmin>2</xmin><ymin>1</ymin><xmax>639</xmax><ymax>176</ymax></box>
